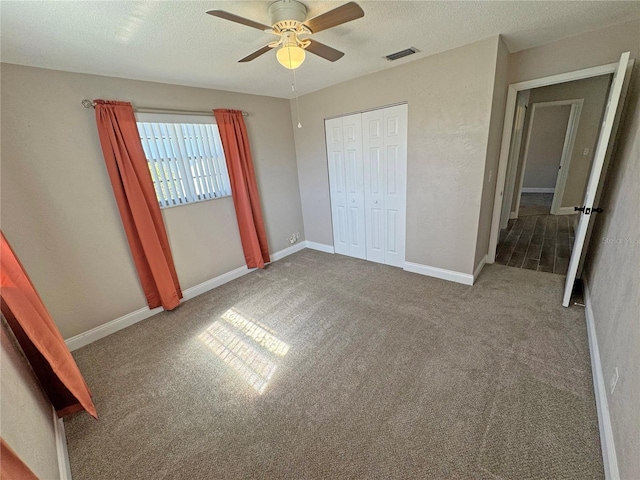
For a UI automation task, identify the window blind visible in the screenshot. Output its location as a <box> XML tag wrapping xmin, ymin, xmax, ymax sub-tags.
<box><xmin>137</xmin><ymin>122</ymin><xmax>231</xmax><ymax>208</ymax></box>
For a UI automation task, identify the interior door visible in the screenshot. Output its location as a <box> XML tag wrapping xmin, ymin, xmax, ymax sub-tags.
<box><xmin>562</xmin><ymin>52</ymin><xmax>630</xmax><ymax>306</ymax></box>
<box><xmin>576</xmin><ymin>57</ymin><xmax>635</xmax><ymax>278</ymax></box>
<box><xmin>363</xmin><ymin>109</ymin><xmax>386</xmax><ymax>263</ymax></box>
<box><xmin>325</xmin><ymin>117</ymin><xmax>349</xmax><ymax>255</ymax></box>
<box><xmin>383</xmin><ymin>104</ymin><xmax>408</xmax><ymax>268</ymax></box>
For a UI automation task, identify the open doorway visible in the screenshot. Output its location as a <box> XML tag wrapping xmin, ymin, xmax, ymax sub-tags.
<box><xmin>497</xmin><ymin>100</ymin><xmax>579</xmax><ymax>275</ymax></box>
<box><xmin>495</xmin><ymin>75</ymin><xmax>611</xmax><ymax>275</ymax></box>
<box><xmin>495</xmin><ymin>70</ymin><xmax>612</xmax><ymax>275</ymax></box>
<box><xmin>488</xmin><ymin>52</ymin><xmax>633</xmax><ymax>306</ymax></box>
<box><xmin>516</xmin><ymin>100</ymin><xmax>581</xmax><ymax>217</ymax></box>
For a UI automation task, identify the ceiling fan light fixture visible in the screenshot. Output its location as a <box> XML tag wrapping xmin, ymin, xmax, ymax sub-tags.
<box><xmin>208</xmin><ymin>1</ymin><xmax>364</xmax><ymax>66</ymax></box>
<box><xmin>277</xmin><ymin>43</ymin><xmax>306</xmax><ymax>69</ymax></box>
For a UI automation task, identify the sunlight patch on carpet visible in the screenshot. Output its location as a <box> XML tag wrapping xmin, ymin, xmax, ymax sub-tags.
<box><xmin>198</xmin><ymin>309</ymin><xmax>290</xmax><ymax>394</ymax></box>
<box><xmin>221</xmin><ymin>308</ymin><xmax>290</xmax><ymax>356</ymax></box>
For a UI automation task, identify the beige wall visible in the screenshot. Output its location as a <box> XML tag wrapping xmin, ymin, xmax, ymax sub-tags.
<box><xmin>522</xmin><ymin>105</ymin><xmax>571</xmax><ymax>189</ymax></box>
<box><xmin>0</xmin><ymin>64</ymin><xmax>304</xmax><ymax>339</ymax></box>
<box><xmin>1</xmin><ymin>320</ymin><xmax>60</xmax><ymax>479</ymax></box>
<box><xmin>474</xmin><ymin>36</ymin><xmax>510</xmax><ymax>270</ymax></box>
<box><xmin>509</xmin><ymin>19</ymin><xmax>640</xmax><ymax>84</ymax></box>
<box><xmin>585</xmin><ymin>65</ymin><xmax>640</xmax><ymax>480</ymax></box>
<box><xmin>293</xmin><ymin>36</ymin><xmax>502</xmax><ymax>275</ymax></box>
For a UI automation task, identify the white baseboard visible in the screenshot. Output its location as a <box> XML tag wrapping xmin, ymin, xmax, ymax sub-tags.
<box><xmin>305</xmin><ymin>241</ymin><xmax>335</xmax><ymax>254</ymax></box>
<box><xmin>583</xmin><ymin>278</ymin><xmax>619</xmax><ymax>480</ymax></box>
<box><xmin>53</xmin><ymin>410</ymin><xmax>72</xmax><ymax>480</ymax></box>
<box><xmin>473</xmin><ymin>255</ymin><xmax>487</xmax><ymax>283</ymax></box>
<box><xmin>556</xmin><ymin>206</ymin><xmax>578</xmax><ymax>215</ymax></box>
<box><xmin>270</xmin><ymin>241</ymin><xmax>306</xmax><ymax>261</ymax></box>
<box><xmin>403</xmin><ymin>261</ymin><xmax>474</xmax><ymax>286</ymax></box>
<box><xmin>181</xmin><ymin>265</ymin><xmax>251</xmax><ymax>301</ymax></box>
<box><xmin>522</xmin><ymin>187</ymin><xmax>555</xmax><ymax>193</ymax></box>
<box><xmin>510</xmin><ymin>211</ymin><xmax>518</xmax><ymax>219</ymax></box>
<box><xmin>65</xmin><ymin>243</ymin><xmax>303</xmax><ymax>351</ymax></box>
<box><xmin>65</xmin><ymin>305</ymin><xmax>164</xmax><ymax>351</ymax></box>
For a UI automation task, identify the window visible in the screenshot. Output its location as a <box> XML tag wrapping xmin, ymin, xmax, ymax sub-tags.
<box><xmin>136</xmin><ymin>114</ymin><xmax>231</xmax><ymax>208</ymax></box>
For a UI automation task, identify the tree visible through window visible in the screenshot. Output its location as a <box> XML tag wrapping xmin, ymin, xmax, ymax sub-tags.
<box><xmin>136</xmin><ymin>121</ymin><xmax>231</xmax><ymax>208</ymax></box>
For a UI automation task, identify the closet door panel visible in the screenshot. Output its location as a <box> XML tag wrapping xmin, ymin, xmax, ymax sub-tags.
<box><xmin>363</xmin><ymin>110</ymin><xmax>386</xmax><ymax>263</ymax></box>
<box><xmin>383</xmin><ymin>105</ymin><xmax>408</xmax><ymax>267</ymax></box>
<box><xmin>343</xmin><ymin>114</ymin><xmax>366</xmax><ymax>259</ymax></box>
<box><xmin>325</xmin><ymin>118</ymin><xmax>349</xmax><ymax>255</ymax></box>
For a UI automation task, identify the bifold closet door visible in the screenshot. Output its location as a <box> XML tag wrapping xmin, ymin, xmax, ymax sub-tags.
<box><xmin>362</xmin><ymin>104</ymin><xmax>408</xmax><ymax>267</ymax></box>
<box><xmin>325</xmin><ymin>113</ymin><xmax>366</xmax><ymax>259</ymax></box>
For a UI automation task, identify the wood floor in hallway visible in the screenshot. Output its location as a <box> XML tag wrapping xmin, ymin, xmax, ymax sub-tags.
<box><xmin>496</xmin><ymin>214</ymin><xmax>578</xmax><ymax>275</ymax></box>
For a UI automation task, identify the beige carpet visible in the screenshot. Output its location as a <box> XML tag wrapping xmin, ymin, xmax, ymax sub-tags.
<box><xmin>64</xmin><ymin>250</ymin><xmax>602</xmax><ymax>479</ymax></box>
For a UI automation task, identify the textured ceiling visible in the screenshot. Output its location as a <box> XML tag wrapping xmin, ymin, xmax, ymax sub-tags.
<box><xmin>1</xmin><ymin>1</ymin><xmax>639</xmax><ymax>98</ymax></box>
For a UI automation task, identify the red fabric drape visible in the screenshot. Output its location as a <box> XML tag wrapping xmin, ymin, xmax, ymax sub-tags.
<box><xmin>213</xmin><ymin>109</ymin><xmax>270</xmax><ymax>268</ymax></box>
<box><xmin>0</xmin><ymin>232</ymin><xmax>97</xmax><ymax>419</ymax></box>
<box><xmin>0</xmin><ymin>439</ymin><xmax>38</xmax><ymax>480</ymax></box>
<box><xmin>94</xmin><ymin>100</ymin><xmax>182</xmax><ymax>310</ymax></box>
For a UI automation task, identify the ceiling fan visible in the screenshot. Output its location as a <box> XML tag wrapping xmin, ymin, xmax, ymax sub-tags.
<box><xmin>206</xmin><ymin>1</ymin><xmax>364</xmax><ymax>69</ymax></box>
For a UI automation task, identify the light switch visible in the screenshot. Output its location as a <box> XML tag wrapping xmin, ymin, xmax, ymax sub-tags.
<box><xmin>582</xmin><ymin>148</ymin><xmax>590</xmax><ymax>157</ymax></box>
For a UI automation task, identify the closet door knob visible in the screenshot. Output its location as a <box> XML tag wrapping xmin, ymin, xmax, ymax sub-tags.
<box><xmin>374</xmin><ymin>200</ymin><xmax>378</xmax><ymax>204</ymax></box>
<box><xmin>351</xmin><ymin>199</ymin><xmax>355</xmax><ymax>203</ymax></box>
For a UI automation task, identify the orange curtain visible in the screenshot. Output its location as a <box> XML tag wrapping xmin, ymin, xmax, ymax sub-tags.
<box><xmin>0</xmin><ymin>439</ymin><xmax>38</xmax><ymax>480</ymax></box>
<box><xmin>0</xmin><ymin>232</ymin><xmax>97</xmax><ymax>419</ymax></box>
<box><xmin>214</xmin><ymin>109</ymin><xmax>270</xmax><ymax>268</ymax></box>
<box><xmin>94</xmin><ymin>100</ymin><xmax>182</xmax><ymax>310</ymax></box>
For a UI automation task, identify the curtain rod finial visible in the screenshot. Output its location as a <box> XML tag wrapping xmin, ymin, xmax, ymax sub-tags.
<box><xmin>81</xmin><ymin>99</ymin><xmax>95</xmax><ymax>108</ymax></box>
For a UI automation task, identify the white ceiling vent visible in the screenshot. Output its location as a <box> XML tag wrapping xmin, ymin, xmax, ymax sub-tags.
<box><xmin>385</xmin><ymin>47</ymin><xmax>420</xmax><ymax>61</ymax></box>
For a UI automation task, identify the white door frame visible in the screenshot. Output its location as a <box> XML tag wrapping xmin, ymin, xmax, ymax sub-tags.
<box><xmin>500</xmin><ymin>91</ymin><xmax>528</xmax><ymax>229</ymax></box>
<box><xmin>512</xmin><ymin>99</ymin><xmax>583</xmax><ymax>218</ymax></box>
<box><xmin>488</xmin><ymin>60</ymin><xmax>626</xmax><ymax>264</ymax></box>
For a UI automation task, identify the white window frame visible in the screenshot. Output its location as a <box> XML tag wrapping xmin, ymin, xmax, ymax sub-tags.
<box><xmin>135</xmin><ymin>113</ymin><xmax>232</xmax><ymax>209</ymax></box>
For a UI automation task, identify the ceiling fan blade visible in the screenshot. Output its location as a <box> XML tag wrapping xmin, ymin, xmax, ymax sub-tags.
<box><xmin>206</xmin><ymin>10</ymin><xmax>272</xmax><ymax>31</ymax></box>
<box><xmin>305</xmin><ymin>40</ymin><xmax>345</xmax><ymax>62</ymax></box>
<box><xmin>238</xmin><ymin>45</ymin><xmax>273</xmax><ymax>63</ymax></box>
<box><xmin>303</xmin><ymin>2</ymin><xmax>364</xmax><ymax>34</ymax></box>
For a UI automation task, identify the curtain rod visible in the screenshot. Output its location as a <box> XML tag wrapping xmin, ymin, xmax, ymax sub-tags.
<box><xmin>81</xmin><ymin>99</ymin><xmax>248</xmax><ymax>117</ymax></box>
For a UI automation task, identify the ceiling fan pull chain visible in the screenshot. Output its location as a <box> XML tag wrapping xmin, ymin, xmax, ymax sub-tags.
<box><xmin>292</xmin><ymin>66</ymin><xmax>302</xmax><ymax>129</ymax></box>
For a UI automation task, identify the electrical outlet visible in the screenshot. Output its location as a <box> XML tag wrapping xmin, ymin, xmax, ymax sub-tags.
<box><xmin>582</xmin><ymin>147</ymin><xmax>590</xmax><ymax>157</ymax></box>
<box><xmin>296</xmin><ymin>232</ymin><xmax>300</xmax><ymax>239</ymax></box>
<box><xmin>610</xmin><ymin>367</ymin><xmax>619</xmax><ymax>394</ymax></box>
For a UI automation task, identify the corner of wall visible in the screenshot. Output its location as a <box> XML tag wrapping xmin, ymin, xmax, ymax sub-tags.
<box><xmin>289</xmin><ymin>96</ymin><xmax>313</xmax><ymax>245</ymax></box>
<box><xmin>472</xmin><ymin>34</ymin><xmax>511</xmax><ymax>272</ymax></box>
<box><xmin>1</xmin><ymin>320</ymin><xmax>61</xmax><ymax>479</ymax></box>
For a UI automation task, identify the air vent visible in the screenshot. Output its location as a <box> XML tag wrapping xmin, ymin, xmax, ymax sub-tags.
<box><xmin>385</xmin><ymin>47</ymin><xmax>420</xmax><ymax>61</ymax></box>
